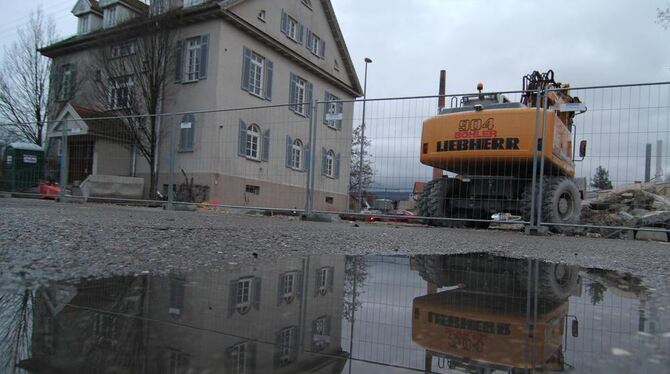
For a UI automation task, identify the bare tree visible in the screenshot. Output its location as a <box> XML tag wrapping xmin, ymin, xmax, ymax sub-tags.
<box><xmin>89</xmin><ymin>13</ymin><xmax>179</xmax><ymax>198</ymax></box>
<box><xmin>343</xmin><ymin>256</ymin><xmax>368</xmax><ymax>322</ymax></box>
<box><xmin>0</xmin><ymin>290</ymin><xmax>33</xmax><ymax>373</ymax></box>
<box><xmin>0</xmin><ymin>7</ymin><xmax>56</xmax><ymax>146</ymax></box>
<box><xmin>349</xmin><ymin>124</ymin><xmax>374</xmax><ymax>205</ymax></box>
<box><xmin>657</xmin><ymin>6</ymin><xmax>670</xmax><ymax>29</ymax></box>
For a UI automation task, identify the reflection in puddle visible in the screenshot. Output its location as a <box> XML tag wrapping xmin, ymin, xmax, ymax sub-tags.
<box><xmin>1</xmin><ymin>254</ymin><xmax>668</xmax><ymax>373</ymax></box>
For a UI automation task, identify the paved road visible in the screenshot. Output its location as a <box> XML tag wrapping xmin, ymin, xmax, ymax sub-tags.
<box><xmin>1</xmin><ymin>198</ymin><xmax>668</xmax><ymax>288</ymax></box>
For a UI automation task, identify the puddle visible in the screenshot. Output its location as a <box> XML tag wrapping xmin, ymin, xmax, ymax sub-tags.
<box><xmin>1</xmin><ymin>253</ymin><xmax>668</xmax><ymax>373</ymax></box>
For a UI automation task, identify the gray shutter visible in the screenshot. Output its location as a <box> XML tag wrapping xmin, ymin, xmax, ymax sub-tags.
<box><xmin>175</xmin><ymin>40</ymin><xmax>183</xmax><ymax>82</ymax></box>
<box><xmin>276</xmin><ymin>273</ymin><xmax>285</xmax><ymax>306</ymax></box>
<box><xmin>321</xmin><ymin>148</ymin><xmax>327</xmax><ymax>176</ymax></box>
<box><xmin>311</xmin><ymin>319</ymin><xmax>318</xmax><ymax>347</ymax></box>
<box><xmin>296</xmin><ymin>271</ymin><xmax>304</xmax><ymax>301</ymax></box>
<box><xmin>238</xmin><ymin>120</ymin><xmax>247</xmax><ymax>156</ymax></box>
<box><xmin>248</xmin><ymin>342</ymin><xmax>257</xmax><ymax>373</ymax></box>
<box><xmin>241</xmin><ymin>47</ymin><xmax>252</xmax><ymax>91</ymax></box>
<box><xmin>323</xmin><ymin>92</ymin><xmax>330</xmax><ymax>125</ymax></box>
<box><xmin>290</xmin><ymin>326</ymin><xmax>299</xmax><ymax>361</ymax></box>
<box><xmin>325</xmin><ymin>316</ymin><xmax>331</xmax><ymax>335</ymax></box>
<box><xmin>261</xmin><ymin>129</ymin><xmax>270</xmax><ymax>162</ymax></box>
<box><xmin>304</xmin><ymin>144</ymin><xmax>310</xmax><ymax>172</ymax></box>
<box><xmin>306</xmin><ymin>29</ymin><xmax>313</xmax><ymax>50</ymax></box>
<box><xmin>314</xmin><ymin>268</ymin><xmax>321</xmax><ymax>297</ymax></box>
<box><xmin>69</xmin><ymin>64</ymin><xmax>78</xmax><ymax>99</ymax></box>
<box><xmin>228</xmin><ymin>280</ymin><xmax>237</xmax><ymax>317</ymax></box>
<box><xmin>288</xmin><ymin>73</ymin><xmax>296</xmax><ymax>112</ymax></box>
<box><xmin>319</xmin><ymin>40</ymin><xmax>326</xmax><ymax>58</ymax></box>
<box><xmin>273</xmin><ymin>331</ymin><xmax>282</xmax><ymax>368</ymax></box>
<box><xmin>297</xmin><ymin>23</ymin><xmax>304</xmax><ymax>44</ymax></box>
<box><xmin>189</xmin><ymin>114</ymin><xmax>196</xmax><ymax>150</ymax></box>
<box><xmin>305</xmin><ymin>81</ymin><xmax>313</xmax><ymax>118</ymax></box>
<box><xmin>335</xmin><ymin>153</ymin><xmax>341</xmax><ymax>178</ymax></box>
<box><xmin>264</xmin><ymin>59</ymin><xmax>273</xmax><ymax>101</ymax></box>
<box><xmin>280</xmin><ymin>10</ymin><xmax>288</xmax><ymax>34</ymax></box>
<box><xmin>199</xmin><ymin>34</ymin><xmax>209</xmax><ymax>80</ymax></box>
<box><xmin>286</xmin><ymin>135</ymin><xmax>292</xmax><ymax>168</ymax></box>
<box><xmin>336</xmin><ymin>102</ymin><xmax>344</xmax><ymax>130</ymax></box>
<box><xmin>252</xmin><ymin>277</ymin><xmax>261</xmax><ymax>310</ymax></box>
<box><xmin>327</xmin><ymin>267</ymin><xmax>334</xmax><ymax>292</ymax></box>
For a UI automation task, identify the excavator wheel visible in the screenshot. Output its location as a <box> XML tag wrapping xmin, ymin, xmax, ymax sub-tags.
<box><xmin>520</xmin><ymin>178</ymin><xmax>581</xmax><ymax>232</ymax></box>
<box><xmin>518</xmin><ymin>262</ymin><xmax>580</xmax><ymax>302</ymax></box>
<box><xmin>416</xmin><ymin>178</ymin><xmax>465</xmax><ymax>228</ymax></box>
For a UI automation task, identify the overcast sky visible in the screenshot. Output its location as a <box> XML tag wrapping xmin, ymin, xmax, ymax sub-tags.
<box><xmin>2</xmin><ymin>0</ymin><xmax>670</xmax><ymax>190</ymax></box>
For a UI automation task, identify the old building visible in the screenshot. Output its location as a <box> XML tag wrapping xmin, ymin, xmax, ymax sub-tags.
<box><xmin>40</xmin><ymin>0</ymin><xmax>362</xmax><ymax>211</ymax></box>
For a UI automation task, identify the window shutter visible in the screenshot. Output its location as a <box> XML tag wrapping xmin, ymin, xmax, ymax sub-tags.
<box><xmin>52</xmin><ymin>65</ymin><xmax>63</xmax><ymax>101</ymax></box>
<box><xmin>175</xmin><ymin>40</ymin><xmax>183</xmax><ymax>82</ymax></box>
<box><xmin>319</xmin><ymin>40</ymin><xmax>326</xmax><ymax>58</ymax></box>
<box><xmin>290</xmin><ymin>326</ymin><xmax>299</xmax><ymax>361</ymax></box>
<box><xmin>325</xmin><ymin>316</ymin><xmax>331</xmax><ymax>335</ymax></box>
<box><xmin>69</xmin><ymin>64</ymin><xmax>78</xmax><ymax>99</ymax></box>
<box><xmin>327</xmin><ymin>267</ymin><xmax>334</xmax><ymax>291</ymax></box>
<box><xmin>305</xmin><ymin>81</ymin><xmax>313</xmax><ymax>118</ymax></box>
<box><xmin>288</xmin><ymin>73</ymin><xmax>296</xmax><ymax>112</ymax></box>
<box><xmin>261</xmin><ymin>129</ymin><xmax>270</xmax><ymax>162</ymax></box>
<box><xmin>323</xmin><ymin>92</ymin><xmax>332</xmax><ymax>125</ymax></box>
<box><xmin>280</xmin><ymin>10</ymin><xmax>288</xmax><ymax>34</ymax></box>
<box><xmin>248</xmin><ymin>342</ymin><xmax>257</xmax><ymax>373</ymax></box>
<box><xmin>296</xmin><ymin>271</ymin><xmax>304</xmax><ymax>300</ymax></box>
<box><xmin>273</xmin><ymin>331</ymin><xmax>282</xmax><ymax>368</ymax></box>
<box><xmin>314</xmin><ymin>268</ymin><xmax>321</xmax><ymax>297</ymax></box>
<box><xmin>285</xmin><ymin>135</ymin><xmax>292</xmax><ymax>168</ymax></box>
<box><xmin>276</xmin><ymin>273</ymin><xmax>285</xmax><ymax>306</ymax></box>
<box><xmin>189</xmin><ymin>114</ymin><xmax>196</xmax><ymax>150</ymax></box>
<box><xmin>299</xmin><ymin>24</ymin><xmax>305</xmax><ymax>44</ymax></box>
<box><xmin>336</xmin><ymin>102</ymin><xmax>344</xmax><ymax>130</ymax></box>
<box><xmin>306</xmin><ymin>29</ymin><xmax>313</xmax><ymax>50</ymax></box>
<box><xmin>252</xmin><ymin>277</ymin><xmax>261</xmax><ymax>310</ymax></box>
<box><xmin>238</xmin><ymin>119</ymin><xmax>247</xmax><ymax>156</ymax></box>
<box><xmin>304</xmin><ymin>144</ymin><xmax>310</xmax><ymax>172</ymax></box>
<box><xmin>335</xmin><ymin>153</ymin><xmax>341</xmax><ymax>178</ymax></box>
<box><xmin>321</xmin><ymin>147</ymin><xmax>327</xmax><ymax>176</ymax></box>
<box><xmin>241</xmin><ymin>47</ymin><xmax>252</xmax><ymax>91</ymax></box>
<box><xmin>227</xmin><ymin>280</ymin><xmax>237</xmax><ymax>317</ymax></box>
<box><xmin>199</xmin><ymin>34</ymin><xmax>209</xmax><ymax>80</ymax></box>
<box><xmin>264</xmin><ymin>59</ymin><xmax>273</xmax><ymax>101</ymax></box>
<box><xmin>223</xmin><ymin>346</ymin><xmax>235</xmax><ymax>372</ymax></box>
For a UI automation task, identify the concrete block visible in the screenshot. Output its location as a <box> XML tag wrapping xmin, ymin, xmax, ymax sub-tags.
<box><xmin>80</xmin><ymin>175</ymin><xmax>144</xmax><ymax>200</ymax></box>
<box><xmin>635</xmin><ymin>228</ymin><xmax>669</xmax><ymax>242</ymax></box>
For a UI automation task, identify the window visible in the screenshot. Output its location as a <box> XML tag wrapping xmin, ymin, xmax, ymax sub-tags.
<box><xmin>241</xmin><ymin>47</ymin><xmax>273</xmax><ymax>100</ymax></box>
<box><xmin>230</xmin><ymin>342</ymin><xmax>248</xmax><ymax>374</ymax></box>
<box><xmin>168</xmin><ymin>349</ymin><xmax>189</xmax><ymax>374</ymax></box>
<box><xmin>301</xmin><ymin>0</ymin><xmax>313</xmax><ymax>9</ymax></box>
<box><xmin>282</xmin><ymin>272</ymin><xmax>296</xmax><ymax>304</ymax></box>
<box><xmin>59</xmin><ymin>64</ymin><xmax>75</xmax><ymax>101</ymax></box>
<box><xmin>258</xmin><ymin>10</ymin><xmax>266</xmax><ymax>22</ymax></box>
<box><xmin>324</xmin><ymin>92</ymin><xmax>343</xmax><ymax>129</ymax></box>
<box><xmin>93</xmin><ymin>314</ymin><xmax>119</xmax><ymax>345</ymax></box>
<box><xmin>291</xmin><ymin>139</ymin><xmax>302</xmax><ymax>169</ymax></box>
<box><xmin>103</xmin><ymin>6</ymin><xmax>117</xmax><ymax>28</ymax></box>
<box><xmin>312</xmin><ymin>316</ymin><xmax>331</xmax><ymax>351</ymax></box>
<box><xmin>169</xmin><ymin>277</ymin><xmax>185</xmax><ymax>316</ymax></box>
<box><xmin>317</xmin><ymin>267</ymin><xmax>333</xmax><ymax>296</ymax></box>
<box><xmin>334</xmin><ymin>60</ymin><xmax>340</xmax><ymax>72</ymax></box>
<box><xmin>325</xmin><ymin>150</ymin><xmax>334</xmax><ymax>177</ymax></box>
<box><xmin>236</xmin><ymin>278</ymin><xmax>252</xmax><ymax>314</ymax></box>
<box><xmin>319</xmin><ymin>268</ymin><xmax>329</xmax><ymax>292</ymax></box>
<box><xmin>185</xmin><ymin>37</ymin><xmax>201</xmax><ymax>82</ymax></box>
<box><xmin>78</xmin><ymin>16</ymin><xmax>89</xmax><ymax>34</ymax></box>
<box><xmin>108</xmin><ymin>76</ymin><xmax>134</xmax><ymax>110</ymax></box>
<box><xmin>245</xmin><ymin>185</ymin><xmax>260</xmax><ymax>195</ymax></box>
<box><xmin>287</xmin><ymin>16</ymin><xmax>298</xmax><ymax>40</ymax></box>
<box><xmin>281</xmin><ymin>11</ymin><xmax>303</xmax><ymax>44</ymax></box>
<box><xmin>151</xmin><ymin>0</ymin><xmax>167</xmax><ymax>15</ymax></box>
<box><xmin>322</xmin><ymin>149</ymin><xmax>340</xmax><ymax>178</ymax></box>
<box><xmin>289</xmin><ymin>73</ymin><xmax>313</xmax><ymax>116</ymax></box>
<box><xmin>184</xmin><ymin>0</ymin><xmax>204</xmax><ymax>7</ymax></box>
<box><xmin>250</xmin><ymin>53</ymin><xmax>264</xmax><ymax>96</ymax></box>
<box><xmin>325</xmin><ymin>196</ymin><xmax>334</xmax><ymax>204</ymax></box>
<box><xmin>278</xmin><ymin>327</ymin><xmax>295</xmax><ymax>366</ymax></box>
<box><xmin>111</xmin><ymin>41</ymin><xmax>136</xmax><ymax>58</ymax></box>
<box><xmin>179</xmin><ymin>114</ymin><xmax>195</xmax><ymax>152</ymax></box>
<box><xmin>245</xmin><ymin>124</ymin><xmax>260</xmax><ymax>160</ymax></box>
<box><xmin>306</xmin><ymin>31</ymin><xmax>325</xmax><ymax>58</ymax></box>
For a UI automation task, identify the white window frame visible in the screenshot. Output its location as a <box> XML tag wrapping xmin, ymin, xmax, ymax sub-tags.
<box><xmin>78</xmin><ymin>16</ymin><xmax>89</xmax><ymax>34</ymax></box>
<box><xmin>301</xmin><ymin>0</ymin><xmax>313</xmax><ymax>9</ymax></box>
<box><xmin>318</xmin><ymin>268</ymin><xmax>329</xmax><ymax>295</ymax></box>
<box><xmin>326</xmin><ymin>94</ymin><xmax>341</xmax><ymax>129</ymax></box>
<box><xmin>293</xmin><ymin>77</ymin><xmax>306</xmax><ymax>115</ymax></box>
<box><xmin>279</xmin><ymin>327</ymin><xmax>294</xmax><ymax>363</ymax></box>
<box><xmin>59</xmin><ymin>65</ymin><xmax>73</xmax><ymax>101</ymax></box>
<box><xmin>249</xmin><ymin>52</ymin><xmax>265</xmax><ymax>97</ymax></box>
<box><xmin>308</xmin><ymin>33</ymin><xmax>321</xmax><ymax>56</ymax></box>
<box><xmin>168</xmin><ymin>349</ymin><xmax>188</xmax><ymax>374</ymax></box>
<box><xmin>111</xmin><ymin>41</ymin><xmax>136</xmax><ymax>59</ymax></box>
<box><xmin>184</xmin><ymin>0</ymin><xmax>204</xmax><ymax>7</ymax></box>
<box><xmin>326</xmin><ymin>150</ymin><xmax>334</xmax><ymax>177</ymax></box>
<box><xmin>291</xmin><ymin>139</ymin><xmax>302</xmax><ymax>170</ymax></box>
<box><xmin>231</xmin><ymin>342</ymin><xmax>247</xmax><ymax>374</ymax></box>
<box><xmin>104</xmin><ymin>6</ymin><xmax>118</xmax><ymax>28</ymax></box>
<box><xmin>245</xmin><ymin>124</ymin><xmax>260</xmax><ymax>160</ymax></box>
<box><xmin>282</xmin><ymin>272</ymin><xmax>296</xmax><ymax>303</ymax></box>
<box><xmin>236</xmin><ymin>278</ymin><xmax>252</xmax><ymax>314</ymax></box>
<box><xmin>185</xmin><ymin>37</ymin><xmax>202</xmax><ymax>82</ymax></box>
<box><xmin>314</xmin><ymin>317</ymin><xmax>327</xmax><ymax>336</ymax></box>
<box><xmin>108</xmin><ymin>76</ymin><xmax>134</xmax><ymax>110</ymax></box>
<box><xmin>287</xmin><ymin>16</ymin><xmax>298</xmax><ymax>41</ymax></box>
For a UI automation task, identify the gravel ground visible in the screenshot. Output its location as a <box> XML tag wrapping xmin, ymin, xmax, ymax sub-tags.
<box><xmin>1</xmin><ymin>198</ymin><xmax>669</xmax><ymax>288</ymax></box>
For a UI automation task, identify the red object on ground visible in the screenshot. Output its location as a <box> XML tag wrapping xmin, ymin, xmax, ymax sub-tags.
<box><xmin>39</xmin><ymin>182</ymin><xmax>60</xmax><ymax>199</ymax></box>
<box><xmin>368</xmin><ymin>210</ymin><xmax>418</xmax><ymax>223</ymax></box>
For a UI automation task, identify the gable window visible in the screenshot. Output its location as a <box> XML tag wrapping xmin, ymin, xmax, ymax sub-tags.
<box><xmin>306</xmin><ymin>30</ymin><xmax>325</xmax><ymax>58</ymax></box>
<box><xmin>258</xmin><ymin>10</ymin><xmax>266</xmax><ymax>22</ymax></box>
<box><xmin>289</xmin><ymin>73</ymin><xmax>313</xmax><ymax>117</ymax></box>
<box><xmin>238</xmin><ymin>120</ymin><xmax>270</xmax><ymax>161</ymax></box>
<box><xmin>301</xmin><ymin>0</ymin><xmax>313</xmax><ymax>9</ymax></box>
<box><xmin>324</xmin><ymin>92</ymin><xmax>343</xmax><ymax>130</ymax></box>
<box><xmin>78</xmin><ymin>16</ymin><xmax>89</xmax><ymax>34</ymax></box>
<box><xmin>184</xmin><ymin>0</ymin><xmax>204</xmax><ymax>7</ymax></box>
<box><xmin>103</xmin><ymin>6</ymin><xmax>118</xmax><ymax>28</ymax></box>
<box><xmin>179</xmin><ymin>114</ymin><xmax>195</xmax><ymax>152</ymax></box>
<box><xmin>281</xmin><ymin>10</ymin><xmax>304</xmax><ymax>44</ymax></box>
<box><xmin>58</xmin><ymin>64</ymin><xmax>76</xmax><ymax>101</ymax></box>
<box><xmin>334</xmin><ymin>60</ymin><xmax>340</xmax><ymax>72</ymax></box>
<box><xmin>322</xmin><ymin>149</ymin><xmax>340</xmax><ymax>179</ymax></box>
<box><xmin>168</xmin><ymin>349</ymin><xmax>189</xmax><ymax>374</ymax></box>
<box><xmin>228</xmin><ymin>277</ymin><xmax>261</xmax><ymax>316</ymax></box>
<box><xmin>241</xmin><ymin>47</ymin><xmax>273</xmax><ymax>101</ymax></box>
<box><xmin>108</xmin><ymin>76</ymin><xmax>134</xmax><ymax>110</ymax></box>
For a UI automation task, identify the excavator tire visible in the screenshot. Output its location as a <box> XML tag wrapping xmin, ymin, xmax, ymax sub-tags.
<box><xmin>518</xmin><ymin>262</ymin><xmax>580</xmax><ymax>302</ymax></box>
<box><xmin>520</xmin><ymin>178</ymin><xmax>581</xmax><ymax>232</ymax></box>
<box><xmin>416</xmin><ymin>178</ymin><xmax>465</xmax><ymax>228</ymax></box>
<box><xmin>414</xmin><ymin>255</ymin><xmax>447</xmax><ymax>287</ymax></box>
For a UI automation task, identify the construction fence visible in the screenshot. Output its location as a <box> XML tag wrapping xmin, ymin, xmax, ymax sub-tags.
<box><xmin>2</xmin><ymin>81</ymin><xmax>670</xmax><ymax>236</ymax></box>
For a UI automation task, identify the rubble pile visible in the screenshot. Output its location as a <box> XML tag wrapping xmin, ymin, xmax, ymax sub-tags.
<box><xmin>580</xmin><ymin>187</ymin><xmax>670</xmax><ymax>239</ymax></box>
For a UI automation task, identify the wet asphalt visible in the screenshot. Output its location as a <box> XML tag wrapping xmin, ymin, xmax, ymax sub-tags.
<box><xmin>1</xmin><ymin>198</ymin><xmax>669</xmax><ymax>289</ymax></box>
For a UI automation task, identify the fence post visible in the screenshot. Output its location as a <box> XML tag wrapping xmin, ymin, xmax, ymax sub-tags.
<box><xmin>304</xmin><ymin>99</ymin><xmax>319</xmax><ymax>216</ymax></box>
<box><xmin>59</xmin><ymin>122</ymin><xmax>69</xmax><ymax>200</ymax></box>
<box><xmin>167</xmin><ymin>114</ymin><xmax>176</xmax><ymax>210</ymax></box>
<box><xmin>527</xmin><ymin>88</ymin><xmax>542</xmax><ymax>234</ymax></box>
<box><xmin>535</xmin><ymin>92</ymin><xmax>550</xmax><ymax>232</ymax></box>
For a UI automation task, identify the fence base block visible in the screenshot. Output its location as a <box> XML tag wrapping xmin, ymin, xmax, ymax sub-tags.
<box><xmin>301</xmin><ymin>213</ymin><xmax>339</xmax><ymax>223</ymax></box>
<box><xmin>525</xmin><ymin>225</ymin><xmax>549</xmax><ymax>236</ymax></box>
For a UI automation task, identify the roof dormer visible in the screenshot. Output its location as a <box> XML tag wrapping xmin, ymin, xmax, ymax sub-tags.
<box><xmin>72</xmin><ymin>0</ymin><xmax>103</xmax><ymax>35</ymax></box>
<box><xmin>98</xmin><ymin>0</ymin><xmax>149</xmax><ymax>29</ymax></box>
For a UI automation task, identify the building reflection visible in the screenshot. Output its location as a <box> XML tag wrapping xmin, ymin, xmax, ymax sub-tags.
<box><xmin>20</xmin><ymin>256</ymin><xmax>347</xmax><ymax>374</ymax></box>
